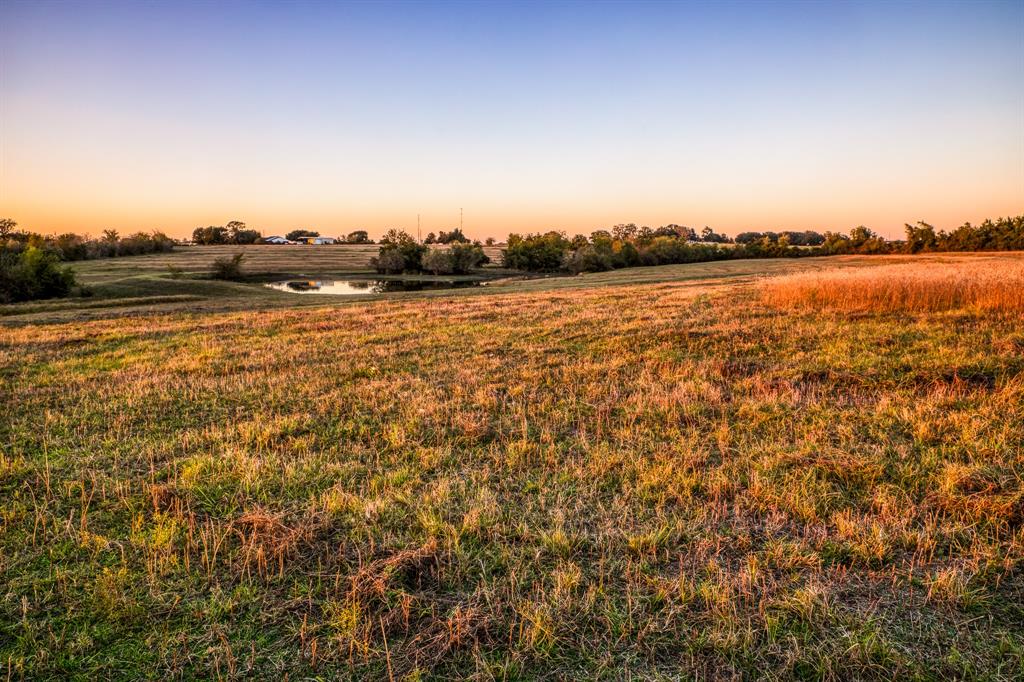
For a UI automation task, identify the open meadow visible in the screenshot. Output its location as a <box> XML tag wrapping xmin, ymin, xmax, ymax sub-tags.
<box><xmin>2</xmin><ymin>252</ymin><xmax>1022</xmax><ymax>679</ymax></box>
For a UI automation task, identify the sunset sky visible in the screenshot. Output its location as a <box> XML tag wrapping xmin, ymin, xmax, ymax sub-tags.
<box><xmin>1</xmin><ymin>0</ymin><xmax>1021</xmax><ymax>241</ymax></box>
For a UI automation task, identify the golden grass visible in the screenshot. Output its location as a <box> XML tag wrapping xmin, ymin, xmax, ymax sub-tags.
<box><xmin>2</xmin><ymin>255</ymin><xmax>1022</xmax><ymax>679</ymax></box>
<box><xmin>761</xmin><ymin>258</ymin><xmax>1024</xmax><ymax>313</ymax></box>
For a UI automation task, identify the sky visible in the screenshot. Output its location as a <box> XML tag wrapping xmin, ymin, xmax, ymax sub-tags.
<box><xmin>1</xmin><ymin>0</ymin><xmax>1022</xmax><ymax>241</ymax></box>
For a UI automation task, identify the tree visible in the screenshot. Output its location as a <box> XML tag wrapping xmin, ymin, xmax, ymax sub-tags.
<box><xmin>904</xmin><ymin>222</ymin><xmax>937</xmax><ymax>253</ymax></box>
<box><xmin>373</xmin><ymin>249</ymin><xmax>407</xmax><ymax>274</ymax></box>
<box><xmin>448</xmin><ymin>242</ymin><xmax>489</xmax><ymax>273</ymax></box>
<box><xmin>564</xmin><ymin>244</ymin><xmax>613</xmax><ymax>274</ymax></box>
<box><xmin>102</xmin><ymin>229</ymin><xmax>120</xmax><ymax>243</ymax></box>
<box><xmin>700</xmin><ymin>226</ymin><xmax>730</xmax><ymax>243</ymax></box>
<box><xmin>380</xmin><ymin>229</ymin><xmax>416</xmax><ymax>246</ymax></box>
<box><xmin>346</xmin><ymin>230</ymin><xmax>370</xmax><ymax>244</ymax></box>
<box><xmin>502</xmin><ymin>232</ymin><xmax>571</xmax><ymax>271</ymax></box>
<box><xmin>233</xmin><ymin>229</ymin><xmax>261</xmax><ymax>244</ymax></box>
<box><xmin>424</xmin><ymin>232</ymin><xmax>437</xmax><ymax>244</ymax></box>
<box><xmin>655</xmin><ymin>224</ymin><xmax>697</xmax><ymax>241</ymax></box>
<box><xmin>484</xmin><ymin>237</ymin><xmax>496</xmax><ymax>246</ymax></box>
<box><xmin>286</xmin><ymin>229</ymin><xmax>319</xmax><ymax>241</ymax></box>
<box><xmin>612</xmin><ymin>223</ymin><xmax>639</xmax><ymax>241</ymax></box>
<box><xmin>374</xmin><ymin>229</ymin><xmax>427</xmax><ymax>273</ymax></box>
<box><xmin>849</xmin><ymin>226</ymin><xmax>877</xmax><ymax>246</ymax></box>
<box><xmin>421</xmin><ymin>248</ymin><xmax>454</xmax><ymax>275</ymax></box>
<box><xmin>0</xmin><ymin>218</ymin><xmax>16</xmax><ymax>238</ymax></box>
<box><xmin>222</xmin><ymin>220</ymin><xmax>259</xmax><ymax>244</ymax></box>
<box><xmin>192</xmin><ymin>226</ymin><xmax>228</xmax><ymax>245</ymax></box>
<box><xmin>437</xmin><ymin>228</ymin><xmax>469</xmax><ymax>244</ymax></box>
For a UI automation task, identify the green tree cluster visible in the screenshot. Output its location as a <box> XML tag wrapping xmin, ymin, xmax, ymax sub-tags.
<box><xmin>372</xmin><ymin>230</ymin><xmax>429</xmax><ymax>274</ymax></box>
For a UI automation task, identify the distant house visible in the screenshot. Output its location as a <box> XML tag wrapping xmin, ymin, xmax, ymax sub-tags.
<box><xmin>297</xmin><ymin>236</ymin><xmax>338</xmax><ymax>245</ymax></box>
<box><xmin>263</xmin><ymin>236</ymin><xmax>293</xmax><ymax>244</ymax></box>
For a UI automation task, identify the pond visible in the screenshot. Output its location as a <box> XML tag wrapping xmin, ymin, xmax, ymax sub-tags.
<box><xmin>264</xmin><ymin>278</ymin><xmax>482</xmax><ymax>295</ymax></box>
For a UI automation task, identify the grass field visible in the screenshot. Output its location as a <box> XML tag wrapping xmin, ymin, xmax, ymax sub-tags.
<box><xmin>72</xmin><ymin>243</ymin><xmax>509</xmax><ymax>283</ymax></box>
<box><xmin>0</xmin><ymin>245</ymin><xmax>992</xmax><ymax>325</ymax></box>
<box><xmin>2</xmin><ymin>252</ymin><xmax>1022</xmax><ymax>679</ymax></box>
<box><xmin>0</xmin><ymin>244</ymin><xmax>510</xmax><ymax>324</ymax></box>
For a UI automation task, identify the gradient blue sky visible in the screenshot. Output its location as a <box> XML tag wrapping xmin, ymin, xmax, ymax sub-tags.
<box><xmin>2</xmin><ymin>0</ymin><xmax>1022</xmax><ymax>239</ymax></box>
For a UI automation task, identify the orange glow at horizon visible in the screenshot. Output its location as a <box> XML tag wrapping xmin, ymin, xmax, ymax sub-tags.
<box><xmin>4</xmin><ymin>179</ymin><xmax>1021</xmax><ymax>242</ymax></box>
<box><xmin>2</xmin><ymin>2</ymin><xmax>1022</xmax><ymax>242</ymax></box>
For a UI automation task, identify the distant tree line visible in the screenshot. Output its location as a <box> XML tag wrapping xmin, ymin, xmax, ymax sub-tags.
<box><xmin>735</xmin><ymin>230</ymin><xmax>826</xmax><ymax>246</ymax></box>
<box><xmin>372</xmin><ymin>229</ymin><xmax>488</xmax><ymax>275</ymax></box>
<box><xmin>192</xmin><ymin>223</ymin><xmax>376</xmax><ymax>244</ymax></box>
<box><xmin>502</xmin><ymin>216</ymin><xmax>1024</xmax><ymax>273</ymax></box>
<box><xmin>0</xmin><ymin>218</ymin><xmax>185</xmax><ymax>303</ymax></box>
<box><xmin>1</xmin><ymin>220</ymin><xmax>174</xmax><ymax>262</ymax></box>
<box><xmin>279</xmin><ymin>229</ymin><xmax>375</xmax><ymax>243</ymax></box>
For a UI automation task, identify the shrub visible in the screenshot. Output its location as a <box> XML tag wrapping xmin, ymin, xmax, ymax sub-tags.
<box><xmin>564</xmin><ymin>245</ymin><xmax>613</xmax><ymax>274</ymax></box>
<box><xmin>372</xmin><ymin>249</ymin><xmax>408</xmax><ymax>274</ymax></box>
<box><xmin>373</xmin><ymin>230</ymin><xmax>427</xmax><ymax>274</ymax></box>
<box><xmin>420</xmin><ymin>244</ymin><xmax>488</xmax><ymax>275</ymax></box>
<box><xmin>422</xmin><ymin>248</ymin><xmax>454</xmax><ymax>275</ymax></box>
<box><xmin>448</xmin><ymin>243</ymin><xmax>489</xmax><ymax>274</ymax></box>
<box><xmin>0</xmin><ymin>246</ymin><xmax>77</xmax><ymax>303</ymax></box>
<box><xmin>211</xmin><ymin>253</ymin><xmax>246</xmax><ymax>280</ymax></box>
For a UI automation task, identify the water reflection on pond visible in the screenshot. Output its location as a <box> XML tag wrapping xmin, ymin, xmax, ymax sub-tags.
<box><xmin>265</xmin><ymin>279</ymin><xmax>481</xmax><ymax>295</ymax></box>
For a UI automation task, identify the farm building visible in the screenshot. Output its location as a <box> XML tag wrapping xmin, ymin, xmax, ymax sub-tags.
<box><xmin>296</xmin><ymin>236</ymin><xmax>338</xmax><ymax>245</ymax></box>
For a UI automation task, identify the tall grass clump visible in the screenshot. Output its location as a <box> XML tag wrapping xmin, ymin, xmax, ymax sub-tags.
<box><xmin>211</xmin><ymin>252</ymin><xmax>246</xmax><ymax>280</ymax></box>
<box><xmin>761</xmin><ymin>260</ymin><xmax>1024</xmax><ymax>313</ymax></box>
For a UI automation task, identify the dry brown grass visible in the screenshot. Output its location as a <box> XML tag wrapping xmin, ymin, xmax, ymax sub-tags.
<box><xmin>761</xmin><ymin>258</ymin><xmax>1024</xmax><ymax>313</ymax></box>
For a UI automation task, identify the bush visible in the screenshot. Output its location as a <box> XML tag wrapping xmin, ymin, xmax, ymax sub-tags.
<box><xmin>422</xmin><ymin>248</ymin><xmax>454</xmax><ymax>275</ymax></box>
<box><xmin>211</xmin><ymin>253</ymin><xmax>246</xmax><ymax>280</ymax></box>
<box><xmin>37</xmin><ymin>230</ymin><xmax>174</xmax><ymax>260</ymax></box>
<box><xmin>448</xmin><ymin>243</ymin><xmax>489</xmax><ymax>274</ymax></box>
<box><xmin>372</xmin><ymin>230</ymin><xmax>427</xmax><ymax>274</ymax></box>
<box><xmin>0</xmin><ymin>246</ymin><xmax>76</xmax><ymax>303</ymax></box>
<box><xmin>420</xmin><ymin>244</ymin><xmax>488</xmax><ymax>275</ymax></box>
<box><xmin>372</xmin><ymin>249</ymin><xmax>408</xmax><ymax>274</ymax></box>
<box><xmin>564</xmin><ymin>245</ymin><xmax>613</xmax><ymax>274</ymax></box>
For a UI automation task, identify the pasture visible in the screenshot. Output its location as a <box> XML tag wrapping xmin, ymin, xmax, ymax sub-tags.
<box><xmin>1</xmin><ymin>252</ymin><xmax>1022</xmax><ymax>680</ymax></box>
<box><xmin>0</xmin><ymin>245</ymin><xmax>994</xmax><ymax>325</ymax></box>
<box><xmin>66</xmin><ymin>243</ymin><xmax>508</xmax><ymax>284</ymax></box>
